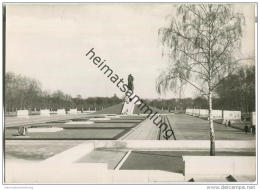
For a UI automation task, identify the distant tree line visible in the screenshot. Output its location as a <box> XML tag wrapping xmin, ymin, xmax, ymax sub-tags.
<box><xmin>5</xmin><ymin>72</ymin><xmax>122</xmax><ymax>112</ymax></box>
<box><xmin>214</xmin><ymin>65</ymin><xmax>255</xmax><ymax>112</ymax></box>
<box><xmin>145</xmin><ymin>97</ymin><xmax>208</xmax><ymax>112</ymax></box>
<box><xmin>146</xmin><ymin>65</ymin><xmax>255</xmax><ymax>113</ymax></box>
<box><xmin>5</xmin><ymin>65</ymin><xmax>254</xmax><ymax>113</ymax></box>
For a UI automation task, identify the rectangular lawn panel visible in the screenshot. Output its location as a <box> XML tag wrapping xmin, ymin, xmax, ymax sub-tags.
<box><xmin>5</xmin><ymin>128</ymin><xmax>127</xmax><ymax>140</ymax></box>
<box><xmin>120</xmin><ymin>151</ymin><xmax>185</xmax><ymax>174</ymax></box>
<box><xmin>46</xmin><ymin>122</ymin><xmax>137</xmax><ymax>128</ymax></box>
<box><xmin>168</xmin><ymin>114</ymin><xmax>255</xmax><ymax>140</ymax></box>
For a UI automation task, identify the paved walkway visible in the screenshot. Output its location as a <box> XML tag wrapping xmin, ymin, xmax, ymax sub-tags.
<box><xmin>120</xmin><ymin>118</ymin><xmax>159</xmax><ymax>140</ymax></box>
<box><xmin>120</xmin><ymin>113</ymin><xmax>255</xmax><ymax>140</ymax></box>
<box><xmin>168</xmin><ymin>114</ymin><xmax>255</xmax><ymax>140</ymax></box>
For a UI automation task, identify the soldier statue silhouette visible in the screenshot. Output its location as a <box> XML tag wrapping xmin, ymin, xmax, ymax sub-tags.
<box><xmin>127</xmin><ymin>74</ymin><xmax>134</xmax><ymax>102</ymax></box>
<box><xmin>128</xmin><ymin>74</ymin><xmax>134</xmax><ymax>91</ymax></box>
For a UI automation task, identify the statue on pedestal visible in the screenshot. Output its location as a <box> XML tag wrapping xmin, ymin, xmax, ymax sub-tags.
<box><xmin>122</xmin><ymin>74</ymin><xmax>135</xmax><ymax>115</ymax></box>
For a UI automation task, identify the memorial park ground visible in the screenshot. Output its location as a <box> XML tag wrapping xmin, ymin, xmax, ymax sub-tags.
<box><xmin>4</xmin><ymin>103</ymin><xmax>256</xmax><ymax>183</ymax></box>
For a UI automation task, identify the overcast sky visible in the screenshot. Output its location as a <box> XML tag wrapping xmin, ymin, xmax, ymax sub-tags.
<box><xmin>6</xmin><ymin>3</ymin><xmax>255</xmax><ymax>99</ymax></box>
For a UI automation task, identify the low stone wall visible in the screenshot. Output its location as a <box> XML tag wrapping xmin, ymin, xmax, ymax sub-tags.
<box><xmin>68</xmin><ymin>109</ymin><xmax>77</xmax><ymax>114</ymax></box>
<box><xmin>185</xmin><ymin>109</ymin><xmax>193</xmax><ymax>115</ymax></box>
<box><xmin>17</xmin><ymin>110</ymin><xmax>29</xmax><ymax>118</ymax></box>
<box><xmin>183</xmin><ymin>156</ymin><xmax>255</xmax><ymax>181</ymax></box>
<box><xmin>252</xmin><ymin>112</ymin><xmax>256</xmax><ymax>126</ymax></box>
<box><xmin>185</xmin><ymin>109</ymin><xmax>243</xmax><ymax>122</ymax></box>
<box><xmin>193</xmin><ymin>109</ymin><xmax>200</xmax><ymax>117</ymax></box>
<box><xmin>223</xmin><ymin>110</ymin><xmax>241</xmax><ymax>122</ymax></box>
<box><xmin>199</xmin><ymin>109</ymin><xmax>208</xmax><ymax>117</ymax></box>
<box><xmin>57</xmin><ymin>109</ymin><xmax>66</xmax><ymax>115</ymax></box>
<box><xmin>212</xmin><ymin>110</ymin><xmax>222</xmax><ymax>120</ymax></box>
<box><xmin>40</xmin><ymin>109</ymin><xmax>50</xmax><ymax>116</ymax></box>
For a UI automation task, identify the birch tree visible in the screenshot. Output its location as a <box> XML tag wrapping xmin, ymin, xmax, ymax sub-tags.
<box><xmin>156</xmin><ymin>4</ymin><xmax>247</xmax><ymax>155</ymax></box>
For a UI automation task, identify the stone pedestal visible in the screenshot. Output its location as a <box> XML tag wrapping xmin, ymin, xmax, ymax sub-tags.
<box><xmin>121</xmin><ymin>100</ymin><xmax>135</xmax><ymax>115</ymax></box>
<box><xmin>57</xmin><ymin>109</ymin><xmax>66</xmax><ymax>115</ymax></box>
<box><xmin>212</xmin><ymin>110</ymin><xmax>222</xmax><ymax>120</ymax></box>
<box><xmin>251</xmin><ymin>112</ymin><xmax>256</xmax><ymax>126</ymax></box>
<box><xmin>40</xmin><ymin>109</ymin><xmax>50</xmax><ymax>116</ymax></box>
<box><xmin>17</xmin><ymin>110</ymin><xmax>29</xmax><ymax>118</ymax></box>
<box><xmin>222</xmin><ymin>110</ymin><xmax>241</xmax><ymax>124</ymax></box>
<box><xmin>68</xmin><ymin>109</ymin><xmax>77</xmax><ymax>114</ymax></box>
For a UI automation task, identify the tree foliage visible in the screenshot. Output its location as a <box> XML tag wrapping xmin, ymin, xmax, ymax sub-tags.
<box><xmin>5</xmin><ymin>72</ymin><xmax>122</xmax><ymax>112</ymax></box>
<box><xmin>157</xmin><ymin>4</ymin><xmax>245</xmax><ymax>95</ymax></box>
<box><xmin>215</xmin><ymin>65</ymin><xmax>255</xmax><ymax>112</ymax></box>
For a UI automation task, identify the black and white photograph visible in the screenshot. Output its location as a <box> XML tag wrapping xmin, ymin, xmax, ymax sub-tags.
<box><xmin>2</xmin><ymin>1</ymin><xmax>258</xmax><ymax>187</ymax></box>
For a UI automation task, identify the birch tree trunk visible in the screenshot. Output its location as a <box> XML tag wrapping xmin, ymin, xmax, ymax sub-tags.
<box><xmin>208</xmin><ymin>90</ymin><xmax>215</xmax><ymax>156</ymax></box>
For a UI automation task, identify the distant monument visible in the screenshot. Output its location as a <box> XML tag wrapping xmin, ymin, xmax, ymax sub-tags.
<box><xmin>125</xmin><ymin>74</ymin><xmax>134</xmax><ymax>103</ymax></box>
<box><xmin>128</xmin><ymin>74</ymin><xmax>134</xmax><ymax>92</ymax></box>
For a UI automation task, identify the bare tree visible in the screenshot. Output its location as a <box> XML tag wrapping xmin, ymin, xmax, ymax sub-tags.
<box><xmin>156</xmin><ymin>4</ymin><xmax>249</xmax><ymax>155</ymax></box>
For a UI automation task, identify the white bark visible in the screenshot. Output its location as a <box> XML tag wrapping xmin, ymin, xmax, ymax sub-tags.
<box><xmin>208</xmin><ymin>90</ymin><xmax>215</xmax><ymax>156</ymax></box>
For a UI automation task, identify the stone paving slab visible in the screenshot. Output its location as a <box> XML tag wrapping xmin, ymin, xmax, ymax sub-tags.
<box><xmin>120</xmin><ymin>119</ymin><xmax>159</xmax><ymax>140</ymax></box>
<box><xmin>76</xmin><ymin>148</ymin><xmax>127</xmax><ymax>169</ymax></box>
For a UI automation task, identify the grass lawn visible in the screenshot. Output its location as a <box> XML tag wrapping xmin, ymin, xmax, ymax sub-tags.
<box><xmin>168</xmin><ymin>114</ymin><xmax>255</xmax><ymax>140</ymax></box>
<box><xmin>5</xmin><ymin>128</ymin><xmax>127</xmax><ymax>140</ymax></box>
<box><xmin>91</xmin><ymin>103</ymin><xmax>124</xmax><ymax>115</ymax></box>
<box><xmin>120</xmin><ymin>151</ymin><xmax>185</xmax><ymax>174</ymax></box>
<box><xmin>46</xmin><ymin>122</ymin><xmax>138</xmax><ymax>128</ymax></box>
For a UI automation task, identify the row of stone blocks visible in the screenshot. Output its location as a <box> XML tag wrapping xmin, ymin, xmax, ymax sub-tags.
<box><xmin>186</xmin><ymin>109</ymin><xmax>240</xmax><ymax>120</ymax></box>
<box><xmin>16</xmin><ymin>109</ymin><xmax>79</xmax><ymax>118</ymax></box>
<box><xmin>185</xmin><ymin>109</ymin><xmax>256</xmax><ymax>125</ymax></box>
